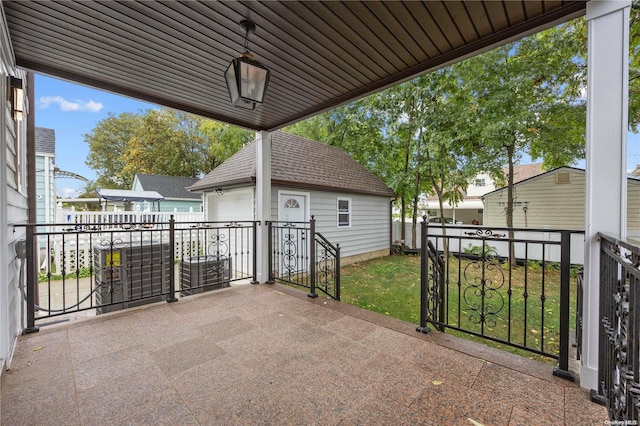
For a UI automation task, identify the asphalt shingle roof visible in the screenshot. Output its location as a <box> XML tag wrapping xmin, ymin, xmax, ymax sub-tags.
<box><xmin>189</xmin><ymin>131</ymin><xmax>395</xmax><ymax>197</ymax></box>
<box><xmin>135</xmin><ymin>174</ymin><xmax>201</xmax><ymax>200</ymax></box>
<box><xmin>35</xmin><ymin>127</ymin><xmax>55</xmax><ymax>155</ymax></box>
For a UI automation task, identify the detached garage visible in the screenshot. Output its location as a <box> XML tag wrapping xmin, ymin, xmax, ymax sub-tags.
<box><xmin>188</xmin><ymin>131</ymin><xmax>396</xmax><ymax>265</ymax></box>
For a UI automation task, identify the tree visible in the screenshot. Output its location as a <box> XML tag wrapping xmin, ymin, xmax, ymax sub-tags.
<box><xmin>84</xmin><ymin>109</ymin><xmax>252</xmax><ymax>190</ymax></box>
<box><xmin>84</xmin><ymin>112</ymin><xmax>142</xmax><ymax>189</ymax></box>
<box><xmin>454</xmin><ymin>23</ymin><xmax>586</xmax><ymax>264</ymax></box>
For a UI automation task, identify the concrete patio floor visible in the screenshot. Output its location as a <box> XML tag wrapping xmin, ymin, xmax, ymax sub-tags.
<box><xmin>1</xmin><ymin>282</ymin><xmax>607</xmax><ymax>425</ymax></box>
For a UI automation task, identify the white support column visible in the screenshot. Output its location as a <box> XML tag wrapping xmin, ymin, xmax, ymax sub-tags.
<box><xmin>255</xmin><ymin>130</ymin><xmax>272</xmax><ymax>283</ymax></box>
<box><xmin>582</xmin><ymin>0</ymin><xmax>630</xmax><ymax>390</ymax></box>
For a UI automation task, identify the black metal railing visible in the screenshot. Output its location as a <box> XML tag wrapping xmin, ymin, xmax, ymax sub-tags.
<box><xmin>314</xmin><ymin>232</ymin><xmax>341</xmax><ymax>301</ymax></box>
<box><xmin>267</xmin><ymin>217</ymin><xmax>340</xmax><ymax>300</ymax></box>
<box><xmin>575</xmin><ymin>267</ymin><xmax>583</xmax><ymax>361</ymax></box>
<box><xmin>418</xmin><ymin>223</ymin><xmax>583</xmax><ymax>381</ymax></box>
<box><xmin>16</xmin><ymin>218</ymin><xmax>257</xmax><ymax>329</ymax></box>
<box><xmin>597</xmin><ymin>233</ymin><xmax>640</xmax><ymax>421</ymax></box>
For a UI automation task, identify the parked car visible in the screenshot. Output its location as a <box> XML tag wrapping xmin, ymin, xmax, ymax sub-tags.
<box><xmin>428</xmin><ymin>217</ymin><xmax>463</xmax><ymax>224</ymax></box>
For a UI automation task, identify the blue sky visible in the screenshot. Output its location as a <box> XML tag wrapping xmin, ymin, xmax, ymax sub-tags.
<box><xmin>35</xmin><ymin>74</ymin><xmax>156</xmax><ymax>197</ymax></box>
<box><xmin>36</xmin><ymin>73</ymin><xmax>640</xmax><ymax>198</ymax></box>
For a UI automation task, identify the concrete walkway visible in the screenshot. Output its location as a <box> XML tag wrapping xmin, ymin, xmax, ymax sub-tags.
<box><xmin>1</xmin><ymin>283</ymin><xmax>607</xmax><ymax>425</ymax></box>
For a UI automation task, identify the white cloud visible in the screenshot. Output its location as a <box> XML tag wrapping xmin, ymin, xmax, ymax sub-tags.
<box><xmin>57</xmin><ymin>187</ymin><xmax>81</xmax><ymax>199</ymax></box>
<box><xmin>38</xmin><ymin>96</ymin><xmax>103</xmax><ymax>112</ymax></box>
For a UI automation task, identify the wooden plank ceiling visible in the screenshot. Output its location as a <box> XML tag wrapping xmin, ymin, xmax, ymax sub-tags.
<box><xmin>3</xmin><ymin>1</ymin><xmax>586</xmax><ymax>131</ymax></box>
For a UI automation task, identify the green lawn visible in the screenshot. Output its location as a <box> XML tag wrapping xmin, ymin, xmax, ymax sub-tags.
<box><xmin>339</xmin><ymin>254</ymin><xmax>578</xmax><ymax>363</ymax></box>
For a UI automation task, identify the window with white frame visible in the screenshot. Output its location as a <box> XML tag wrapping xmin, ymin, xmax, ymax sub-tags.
<box><xmin>337</xmin><ymin>197</ymin><xmax>351</xmax><ymax>227</ymax></box>
<box><xmin>474</xmin><ymin>178</ymin><xmax>486</xmax><ymax>187</ymax></box>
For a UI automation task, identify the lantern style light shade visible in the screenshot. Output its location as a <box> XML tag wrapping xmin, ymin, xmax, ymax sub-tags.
<box><xmin>225</xmin><ymin>53</ymin><xmax>270</xmax><ymax>110</ymax></box>
<box><xmin>225</xmin><ymin>20</ymin><xmax>270</xmax><ymax>110</ymax></box>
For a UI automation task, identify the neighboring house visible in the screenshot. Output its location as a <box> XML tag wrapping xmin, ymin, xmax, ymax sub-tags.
<box><xmin>132</xmin><ymin>173</ymin><xmax>201</xmax><ymax>213</ymax></box>
<box><xmin>35</xmin><ymin>127</ymin><xmax>56</xmax><ymax>224</ymax></box>
<box><xmin>423</xmin><ymin>163</ymin><xmax>543</xmax><ymax>225</ymax></box>
<box><xmin>482</xmin><ymin>167</ymin><xmax>640</xmax><ymax>235</ymax></box>
<box><xmin>188</xmin><ymin>131</ymin><xmax>396</xmax><ymax>265</ymax></box>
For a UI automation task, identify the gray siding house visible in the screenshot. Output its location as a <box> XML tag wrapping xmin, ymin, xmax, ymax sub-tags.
<box><xmin>482</xmin><ymin>167</ymin><xmax>640</xmax><ymax>236</ymax></box>
<box><xmin>35</xmin><ymin>127</ymin><xmax>56</xmax><ymax>224</ymax></box>
<box><xmin>189</xmin><ymin>131</ymin><xmax>396</xmax><ymax>264</ymax></box>
<box><xmin>132</xmin><ymin>173</ymin><xmax>202</xmax><ymax>213</ymax></box>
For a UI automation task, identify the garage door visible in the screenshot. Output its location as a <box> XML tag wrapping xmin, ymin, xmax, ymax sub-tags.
<box><xmin>209</xmin><ymin>188</ymin><xmax>254</xmax><ymax>222</ymax></box>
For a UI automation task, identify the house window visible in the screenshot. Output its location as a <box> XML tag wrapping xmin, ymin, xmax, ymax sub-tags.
<box><xmin>474</xmin><ymin>178</ymin><xmax>486</xmax><ymax>187</ymax></box>
<box><xmin>337</xmin><ymin>198</ymin><xmax>351</xmax><ymax>227</ymax></box>
<box><xmin>284</xmin><ymin>198</ymin><xmax>300</xmax><ymax>209</ymax></box>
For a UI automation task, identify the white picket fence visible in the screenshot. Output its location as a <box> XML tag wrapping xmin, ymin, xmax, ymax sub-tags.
<box><xmin>56</xmin><ymin>210</ymin><xmax>204</xmax><ymax>227</ymax></box>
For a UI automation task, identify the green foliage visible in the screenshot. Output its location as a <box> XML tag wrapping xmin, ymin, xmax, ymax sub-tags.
<box><xmin>39</xmin><ymin>267</ymin><xmax>93</xmax><ymax>283</ymax></box>
<box><xmin>463</xmin><ymin>243</ymin><xmax>497</xmax><ymax>256</ymax></box>
<box><xmin>83</xmin><ymin>109</ymin><xmax>252</xmax><ymax>192</ymax></box>
<box><xmin>527</xmin><ymin>260</ymin><xmax>542</xmax><ymax>272</ymax></box>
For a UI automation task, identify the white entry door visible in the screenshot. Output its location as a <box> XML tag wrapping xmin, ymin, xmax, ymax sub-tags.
<box><xmin>278</xmin><ymin>193</ymin><xmax>307</xmax><ymax>223</ymax></box>
<box><xmin>277</xmin><ymin>192</ymin><xmax>309</xmax><ymax>275</ymax></box>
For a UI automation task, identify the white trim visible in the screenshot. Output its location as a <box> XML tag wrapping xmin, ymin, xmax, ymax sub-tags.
<box><xmin>337</xmin><ymin>197</ymin><xmax>352</xmax><ymax>228</ymax></box>
<box><xmin>582</xmin><ymin>0</ymin><xmax>631</xmax><ymax>391</ymax></box>
<box><xmin>255</xmin><ymin>131</ymin><xmax>272</xmax><ymax>283</ymax></box>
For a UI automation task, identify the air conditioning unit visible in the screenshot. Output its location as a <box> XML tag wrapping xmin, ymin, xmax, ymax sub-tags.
<box><xmin>93</xmin><ymin>241</ymin><xmax>170</xmax><ymax>314</ymax></box>
<box><xmin>180</xmin><ymin>256</ymin><xmax>231</xmax><ymax>296</ymax></box>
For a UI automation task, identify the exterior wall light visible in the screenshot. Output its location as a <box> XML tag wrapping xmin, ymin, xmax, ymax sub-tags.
<box><xmin>10</xmin><ymin>77</ymin><xmax>24</xmax><ymax>121</ymax></box>
<box><xmin>224</xmin><ymin>20</ymin><xmax>270</xmax><ymax>110</ymax></box>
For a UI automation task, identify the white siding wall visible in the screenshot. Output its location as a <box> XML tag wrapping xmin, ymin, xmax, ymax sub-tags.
<box><xmin>483</xmin><ymin>170</ymin><xmax>640</xmax><ymax>234</ymax></box>
<box><xmin>271</xmin><ymin>186</ymin><xmax>391</xmax><ymax>258</ymax></box>
<box><xmin>0</xmin><ymin>7</ymin><xmax>28</xmax><ymax>369</ymax></box>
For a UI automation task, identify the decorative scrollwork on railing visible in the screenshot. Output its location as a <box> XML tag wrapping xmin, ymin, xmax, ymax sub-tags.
<box><xmin>207</xmin><ymin>233</ymin><xmax>229</xmax><ymax>258</ymax></box>
<box><xmin>426</xmin><ymin>262</ymin><xmax>442</xmax><ymax>324</ymax></box>
<box><xmin>283</xmin><ymin>222</ymin><xmax>297</xmax><ymax>228</ymax></box>
<box><xmin>282</xmin><ymin>231</ymin><xmax>299</xmax><ymax>278</ymax></box>
<box><xmin>464</xmin><ymin>229</ymin><xmax>506</xmax><ymax>239</ymax></box>
<box><xmin>604</xmin><ymin>279</ymin><xmax>632</xmax><ymax>420</ymax></box>
<box><xmin>315</xmin><ymin>241</ymin><xmax>336</xmax><ymax>296</ymax></box>
<box><xmin>225</xmin><ymin>221</ymin><xmax>243</xmax><ymax>228</ymax></box>
<box><xmin>98</xmin><ymin>238</ymin><xmax>124</xmax><ymax>247</ymax></box>
<box><xmin>191</xmin><ymin>222</ymin><xmax>212</xmax><ymax>229</ymax></box>
<box><xmin>119</xmin><ymin>223</ymin><xmax>144</xmax><ymax>230</ymax></box>
<box><xmin>63</xmin><ymin>224</ymin><xmax>101</xmax><ymax>232</ymax></box>
<box><xmin>462</xmin><ymin>248</ymin><xmax>505</xmax><ymax>328</ymax></box>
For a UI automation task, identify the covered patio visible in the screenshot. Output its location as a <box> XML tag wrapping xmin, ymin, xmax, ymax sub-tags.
<box><xmin>0</xmin><ymin>0</ymin><xmax>632</xmax><ymax>421</ymax></box>
<box><xmin>2</xmin><ymin>283</ymin><xmax>606</xmax><ymax>425</ymax></box>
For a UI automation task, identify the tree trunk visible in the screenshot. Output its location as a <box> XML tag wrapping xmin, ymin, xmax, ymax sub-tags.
<box><xmin>400</xmin><ymin>197</ymin><xmax>406</xmax><ymax>250</ymax></box>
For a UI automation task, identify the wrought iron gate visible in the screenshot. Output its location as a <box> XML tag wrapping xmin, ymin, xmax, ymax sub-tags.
<box><xmin>267</xmin><ymin>217</ymin><xmax>340</xmax><ymax>300</ymax></box>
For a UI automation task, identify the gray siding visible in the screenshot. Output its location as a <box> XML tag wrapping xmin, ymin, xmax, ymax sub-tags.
<box><xmin>483</xmin><ymin>169</ymin><xmax>640</xmax><ymax>234</ymax></box>
<box><xmin>271</xmin><ymin>186</ymin><xmax>391</xmax><ymax>258</ymax></box>
<box><xmin>1</xmin><ymin>37</ymin><xmax>28</xmax><ymax>368</ymax></box>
